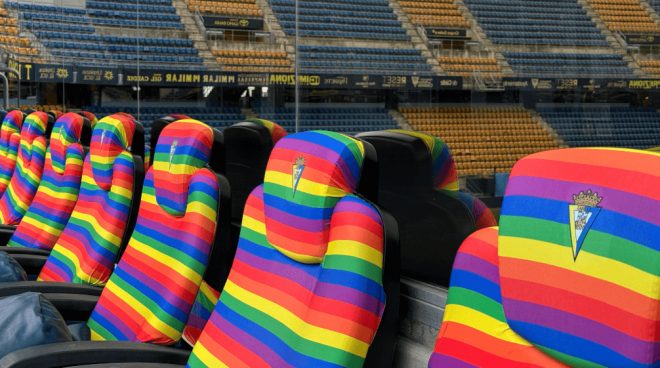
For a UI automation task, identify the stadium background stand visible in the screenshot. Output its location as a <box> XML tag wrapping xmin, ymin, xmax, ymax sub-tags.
<box><xmin>297</xmin><ymin>45</ymin><xmax>433</xmax><ymax>75</ymax></box>
<box><xmin>437</xmin><ymin>56</ymin><xmax>505</xmax><ymax>79</ymax></box>
<box><xmin>401</xmin><ymin>106</ymin><xmax>559</xmax><ymax>176</ymax></box>
<box><xmin>11</xmin><ymin>1</ymin><xmax>205</xmax><ymax>69</ymax></box>
<box><xmin>271</xmin><ymin>0</ymin><xmax>411</xmax><ymax>40</ymax></box>
<box><xmin>539</xmin><ymin>105</ymin><xmax>660</xmax><ymax>149</ymax></box>
<box><xmin>587</xmin><ymin>0</ymin><xmax>660</xmax><ymax>33</ymax></box>
<box><xmin>399</xmin><ymin>0</ymin><xmax>470</xmax><ymax>28</ymax></box>
<box><xmin>0</xmin><ymin>0</ymin><xmax>43</xmax><ymax>60</ymax></box>
<box><xmin>503</xmin><ymin>51</ymin><xmax>636</xmax><ymax>78</ymax></box>
<box><xmin>465</xmin><ymin>0</ymin><xmax>609</xmax><ymax>46</ymax></box>
<box><xmin>255</xmin><ymin>106</ymin><xmax>400</xmax><ymax>134</ymax></box>
<box><xmin>187</xmin><ymin>0</ymin><xmax>263</xmax><ymax>17</ymax></box>
<box><xmin>213</xmin><ymin>48</ymin><xmax>292</xmax><ymax>72</ymax></box>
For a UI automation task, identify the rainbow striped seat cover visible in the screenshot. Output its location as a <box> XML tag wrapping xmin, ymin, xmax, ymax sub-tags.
<box><xmin>0</xmin><ymin>112</ymin><xmax>48</xmax><ymax>225</ymax></box>
<box><xmin>387</xmin><ymin>130</ymin><xmax>496</xmax><ymax>230</ymax></box>
<box><xmin>0</xmin><ymin>111</ymin><xmax>24</xmax><ymax>197</ymax></box>
<box><xmin>430</xmin><ymin>147</ymin><xmax>660</xmax><ymax>367</ymax></box>
<box><xmin>87</xmin><ymin>119</ymin><xmax>220</xmax><ymax>345</ymax></box>
<box><xmin>38</xmin><ymin>115</ymin><xmax>136</xmax><ymax>285</ymax></box>
<box><xmin>7</xmin><ymin>113</ymin><xmax>85</xmax><ymax>250</ymax></box>
<box><xmin>181</xmin><ymin>118</ymin><xmax>287</xmax><ymax>347</ymax></box>
<box><xmin>187</xmin><ymin>130</ymin><xmax>386</xmax><ymax>367</ymax></box>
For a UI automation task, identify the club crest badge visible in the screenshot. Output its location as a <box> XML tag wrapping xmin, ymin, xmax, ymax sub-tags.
<box><xmin>169</xmin><ymin>140</ymin><xmax>178</xmax><ymax>168</ymax></box>
<box><xmin>569</xmin><ymin>190</ymin><xmax>603</xmax><ymax>260</ymax></box>
<box><xmin>100</xmin><ymin>129</ymin><xmax>106</xmax><ymax>145</ymax></box>
<box><xmin>292</xmin><ymin>155</ymin><xmax>306</xmax><ymax>197</ymax></box>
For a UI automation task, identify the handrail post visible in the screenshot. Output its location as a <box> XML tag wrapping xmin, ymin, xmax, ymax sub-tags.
<box><xmin>0</xmin><ymin>67</ymin><xmax>20</xmax><ymax>109</ymax></box>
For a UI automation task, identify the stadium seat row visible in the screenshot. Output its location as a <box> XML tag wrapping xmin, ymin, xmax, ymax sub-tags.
<box><xmin>22</xmin><ymin>21</ymin><xmax>95</xmax><ymax>32</ymax></box>
<box><xmin>271</xmin><ymin>6</ymin><xmax>397</xmax><ymax>18</ymax></box>
<box><xmin>90</xmin><ymin>10</ymin><xmax>180</xmax><ymax>20</ymax></box>
<box><xmin>86</xmin><ymin>1</ymin><xmax>176</xmax><ymax>12</ymax></box>
<box><xmin>276</xmin><ymin>14</ymin><xmax>401</xmax><ymax>26</ymax></box>
<box><xmin>91</xmin><ymin>18</ymin><xmax>184</xmax><ymax>27</ymax></box>
<box><xmin>299</xmin><ymin>52</ymin><xmax>424</xmax><ymax>62</ymax></box>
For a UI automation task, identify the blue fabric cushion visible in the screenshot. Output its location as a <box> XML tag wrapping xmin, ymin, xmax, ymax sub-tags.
<box><xmin>0</xmin><ymin>292</ymin><xmax>72</xmax><ymax>358</ymax></box>
<box><xmin>0</xmin><ymin>251</ymin><xmax>27</xmax><ymax>282</ymax></box>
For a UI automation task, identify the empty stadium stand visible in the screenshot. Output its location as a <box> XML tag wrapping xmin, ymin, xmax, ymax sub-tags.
<box><xmin>637</xmin><ymin>60</ymin><xmax>660</xmax><ymax>77</ymax></box>
<box><xmin>297</xmin><ymin>44</ymin><xmax>432</xmax><ymax>75</ymax></box>
<box><xmin>11</xmin><ymin>1</ymin><xmax>204</xmax><ymax>69</ymax></box>
<box><xmin>539</xmin><ymin>105</ymin><xmax>660</xmax><ymax>149</ymax></box>
<box><xmin>401</xmin><ymin>106</ymin><xmax>558</xmax><ymax>176</ymax></box>
<box><xmin>399</xmin><ymin>0</ymin><xmax>470</xmax><ymax>28</ymax></box>
<box><xmin>187</xmin><ymin>0</ymin><xmax>263</xmax><ymax>17</ymax></box>
<box><xmin>213</xmin><ymin>48</ymin><xmax>292</xmax><ymax>72</ymax></box>
<box><xmin>0</xmin><ymin>0</ymin><xmax>41</xmax><ymax>58</ymax></box>
<box><xmin>255</xmin><ymin>106</ymin><xmax>400</xmax><ymax>134</ymax></box>
<box><xmin>465</xmin><ymin>0</ymin><xmax>609</xmax><ymax>46</ymax></box>
<box><xmin>503</xmin><ymin>51</ymin><xmax>636</xmax><ymax>78</ymax></box>
<box><xmin>587</xmin><ymin>0</ymin><xmax>660</xmax><ymax>33</ymax></box>
<box><xmin>437</xmin><ymin>56</ymin><xmax>505</xmax><ymax>79</ymax></box>
<box><xmin>271</xmin><ymin>0</ymin><xmax>411</xmax><ymax>40</ymax></box>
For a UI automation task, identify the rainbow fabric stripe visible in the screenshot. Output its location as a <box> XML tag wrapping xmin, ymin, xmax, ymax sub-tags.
<box><xmin>182</xmin><ymin>280</ymin><xmax>221</xmax><ymax>347</ymax></box>
<box><xmin>87</xmin><ymin>119</ymin><xmax>219</xmax><ymax>345</ymax></box>
<box><xmin>49</xmin><ymin>110</ymin><xmax>63</xmax><ymax>120</ymax></box>
<box><xmin>243</xmin><ymin>119</ymin><xmax>287</xmax><ymax>145</ymax></box>
<box><xmin>498</xmin><ymin>148</ymin><xmax>660</xmax><ymax>367</ymax></box>
<box><xmin>0</xmin><ymin>112</ymin><xmax>48</xmax><ymax>225</ymax></box>
<box><xmin>37</xmin><ymin>115</ymin><xmax>135</xmax><ymax>286</ymax></box>
<box><xmin>429</xmin><ymin>226</ymin><xmax>568</xmax><ymax>368</ymax></box>
<box><xmin>80</xmin><ymin>111</ymin><xmax>98</xmax><ymax>128</ymax></box>
<box><xmin>187</xmin><ymin>131</ymin><xmax>386</xmax><ymax>368</ymax></box>
<box><xmin>7</xmin><ymin>113</ymin><xmax>85</xmax><ymax>250</ymax></box>
<box><xmin>144</xmin><ymin>145</ymin><xmax>151</xmax><ymax>171</ymax></box>
<box><xmin>0</xmin><ymin>111</ymin><xmax>24</xmax><ymax>197</ymax></box>
<box><xmin>387</xmin><ymin>130</ymin><xmax>496</xmax><ymax>230</ymax></box>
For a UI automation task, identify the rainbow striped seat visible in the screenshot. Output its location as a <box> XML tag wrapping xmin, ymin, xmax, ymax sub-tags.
<box><xmin>0</xmin><ymin>112</ymin><xmax>48</xmax><ymax>225</ymax></box>
<box><xmin>431</xmin><ymin>147</ymin><xmax>660</xmax><ymax>367</ymax></box>
<box><xmin>181</xmin><ymin>119</ymin><xmax>288</xmax><ymax>347</ymax></box>
<box><xmin>389</xmin><ymin>130</ymin><xmax>496</xmax><ymax>229</ymax></box>
<box><xmin>37</xmin><ymin>115</ymin><xmax>137</xmax><ymax>286</ymax></box>
<box><xmin>79</xmin><ymin>111</ymin><xmax>98</xmax><ymax>129</ymax></box>
<box><xmin>187</xmin><ymin>131</ymin><xmax>387</xmax><ymax>367</ymax></box>
<box><xmin>0</xmin><ymin>111</ymin><xmax>24</xmax><ymax>197</ymax></box>
<box><xmin>429</xmin><ymin>227</ymin><xmax>568</xmax><ymax>367</ymax></box>
<box><xmin>6</xmin><ymin>113</ymin><xmax>85</xmax><ymax>250</ymax></box>
<box><xmin>87</xmin><ymin>119</ymin><xmax>221</xmax><ymax>345</ymax></box>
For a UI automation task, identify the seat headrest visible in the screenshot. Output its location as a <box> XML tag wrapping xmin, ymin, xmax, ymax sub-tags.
<box><xmin>169</xmin><ymin>114</ymin><xmax>191</xmax><ymax>120</ymax></box>
<box><xmin>242</xmin><ymin>119</ymin><xmax>286</xmax><ymax>145</ymax></box>
<box><xmin>79</xmin><ymin>111</ymin><xmax>98</xmax><ymax>128</ymax></box>
<box><xmin>152</xmin><ymin>119</ymin><xmax>214</xmax><ymax>216</ymax></box>
<box><xmin>89</xmin><ymin>115</ymin><xmax>135</xmax><ymax>191</ymax></box>
<box><xmin>47</xmin><ymin>110</ymin><xmax>63</xmax><ymax>120</ymax></box>
<box><xmin>22</xmin><ymin>112</ymin><xmax>47</xmax><ymax>140</ymax></box>
<box><xmin>263</xmin><ymin>130</ymin><xmax>365</xmax><ymax>264</ymax></box>
<box><xmin>2</xmin><ymin>110</ymin><xmax>23</xmax><ymax>140</ymax></box>
<box><xmin>50</xmin><ymin>113</ymin><xmax>84</xmax><ymax>175</ymax></box>
<box><xmin>114</xmin><ymin>112</ymin><xmax>136</xmax><ymax>120</ymax></box>
<box><xmin>388</xmin><ymin>130</ymin><xmax>458</xmax><ymax>191</ymax></box>
<box><xmin>499</xmin><ymin>148</ymin><xmax>660</xmax><ymax>367</ymax></box>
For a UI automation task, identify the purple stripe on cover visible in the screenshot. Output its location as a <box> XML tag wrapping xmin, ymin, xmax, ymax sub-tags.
<box><xmin>504</xmin><ymin>298</ymin><xmax>660</xmax><ymax>363</ymax></box>
<box><xmin>94</xmin><ymin>302</ymin><xmax>135</xmax><ymax>339</ymax></box>
<box><xmin>263</xmin><ymin>204</ymin><xmax>322</xmax><ymax>232</ymax></box>
<box><xmin>138</xmin><ymin>217</ymin><xmax>210</xmax><ymax>250</ymax></box>
<box><xmin>235</xmin><ymin>248</ymin><xmax>381</xmax><ymax>312</ymax></box>
<box><xmin>213</xmin><ymin>311</ymin><xmax>296</xmax><ymax>368</ymax></box>
<box><xmin>428</xmin><ymin>353</ymin><xmax>479</xmax><ymax>368</ymax></box>
<box><xmin>506</xmin><ymin>175</ymin><xmax>660</xmax><ymax>227</ymax></box>
<box><xmin>186</xmin><ymin>314</ymin><xmax>207</xmax><ymax>331</ymax></box>
<box><xmin>157</xmin><ymin>136</ymin><xmax>212</xmax><ymax>157</ymax></box>
<box><xmin>120</xmin><ymin>261</ymin><xmax>191</xmax><ymax>311</ymax></box>
<box><xmin>453</xmin><ymin>252</ymin><xmax>500</xmax><ymax>285</ymax></box>
<box><xmin>334</xmin><ymin>200</ymin><xmax>382</xmax><ymax>225</ymax></box>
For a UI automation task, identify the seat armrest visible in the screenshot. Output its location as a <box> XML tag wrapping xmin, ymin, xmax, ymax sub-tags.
<box><xmin>6</xmin><ymin>254</ymin><xmax>48</xmax><ymax>275</ymax></box>
<box><xmin>1</xmin><ymin>247</ymin><xmax>51</xmax><ymax>257</ymax></box>
<box><xmin>0</xmin><ymin>341</ymin><xmax>190</xmax><ymax>368</ymax></box>
<box><xmin>0</xmin><ymin>281</ymin><xmax>104</xmax><ymax>298</ymax></box>
<box><xmin>0</xmin><ymin>224</ymin><xmax>17</xmax><ymax>245</ymax></box>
